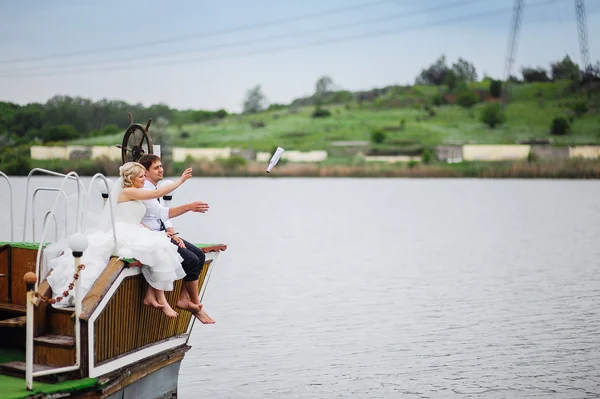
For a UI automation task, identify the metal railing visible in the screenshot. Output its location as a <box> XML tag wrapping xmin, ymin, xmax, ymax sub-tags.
<box><xmin>32</xmin><ymin>188</ymin><xmax>68</xmax><ymax>244</ymax></box>
<box><xmin>23</xmin><ymin>168</ymin><xmax>84</xmax><ymax>243</ymax></box>
<box><xmin>23</xmin><ymin>170</ymin><xmax>118</xmax><ymax>390</ymax></box>
<box><xmin>0</xmin><ymin>171</ymin><xmax>13</xmax><ymax>242</ymax></box>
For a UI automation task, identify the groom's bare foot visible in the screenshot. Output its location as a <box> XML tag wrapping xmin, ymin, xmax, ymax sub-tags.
<box><xmin>143</xmin><ymin>295</ymin><xmax>164</xmax><ymax>309</ymax></box>
<box><xmin>193</xmin><ymin>309</ymin><xmax>215</xmax><ymax>324</ymax></box>
<box><xmin>176</xmin><ymin>299</ymin><xmax>202</xmax><ymax>314</ymax></box>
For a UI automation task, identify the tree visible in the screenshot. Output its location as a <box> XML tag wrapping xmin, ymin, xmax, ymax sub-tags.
<box><xmin>444</xmin><ymin>70</ymin><xmax>458</xmax><ymax>92</ymax></box>
<box><xmin>550</xmin><ymin>116</ymin><xmax>570</xmax><ymax>135</ymax></box>
<box><xmin>480</xmin><ymin>103</ymin><xmax>506</xmax><ymax>128</ymax></box>
<box><xmin>315</xmin><ymin>76</ymin><xmax>333</xmax><ymax>98</ymax></box>
<box><xmin>489</xmin><ymin>80</ymin><xmax>503</xmax><ymax>98</ymax></box>
<box><xmin>415</xmin><ymin>55</ymin><xmax>450</xmax><ymax>86</ymax></box>
<box><xmin>242</xmin><ymin>85</ymin><xmax>267</xmax><ymax>114</ymax></box>
<box><xmin>521</xmin><ymin>67</ymin><xmax>551</xmax><ymax>82</ymax></box>
<box><xmin>550</xmin><ymin>55</ymin><xmax>580</xmax><ymax>81</ymax></box>
<box><xmin>457</xmin><ymin>90</ymin><xmax>479</xmax><ymax>110</ymax></box>
<box><xmin>314</xmin><ymin>75</ymin><xmax>334</xmax><ymax>108</ymax></box>
<box><xmin>452</xmin><ymin>58</ymin><xmax>477</xmax><ymax>82</ymax></box>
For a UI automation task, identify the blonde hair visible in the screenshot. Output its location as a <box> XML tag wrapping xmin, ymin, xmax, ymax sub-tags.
<box><xmin>120</xmin><ymin>162</ymin><xmax>146</xmax><ymax>188</ymax></box>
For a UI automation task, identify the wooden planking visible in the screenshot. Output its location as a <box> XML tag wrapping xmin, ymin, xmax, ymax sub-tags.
<box><xmin>46</xmin><ymin>309</ymin><xmax>75</xmax><ymax>337</ymax></box>
<box><xmin>93</xmin><ymin>260</ymin><xmax>214</xmax><ymax>365</ymax></box>
<box><xmin>0</xmin><ymin>315</ymin><xmax>26</xmax><ymax>327</ymax></box>
<box><xmin>95</xmin><ymin>276</ymin><xmax>143</xmax><ymax>363</ymax></box>
<box><xmin>80</xmin><ymin>257</ymin><xmax>125</xmax><ymax>321</ymax></box>
<box><xmin>34</xmin><ymin>334</ymin><xmax>75</xmax><ymax>347</ymax></box>
<box><xmin>32</xmin><ymin>278</ymin><xmax>51</xmax><ymax>307</ymax></box>
<box><xmin>0</xmin><ymin>302</ymin><xmax>26</xmax><ymax>313</ymax></box>
<box><xmin>10</xmin><ymin>247</ymin><xmax>39</xmax><ymax>306</ymax></box>
<box><xmin>0</xmin><ymin>244</ymin><xmax>8</xmax><ymax>302</ymax></box>
<box><xmin>33</xmin><ymin>344</ymin><xmax>75</xmax><ymax>367</ymax></box>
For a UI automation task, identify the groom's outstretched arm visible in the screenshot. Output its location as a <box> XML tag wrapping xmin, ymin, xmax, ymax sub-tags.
<box><xmin>168</xmin><ymin>202</ymin><xmax>209</xmax><ymax>218</ymax></box>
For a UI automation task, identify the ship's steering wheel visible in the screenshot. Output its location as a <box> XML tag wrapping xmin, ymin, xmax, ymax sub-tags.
<box><xmin>117</xmin><ymin>112</ymin><xmax>154</xmax><ymax>164</ymax></box>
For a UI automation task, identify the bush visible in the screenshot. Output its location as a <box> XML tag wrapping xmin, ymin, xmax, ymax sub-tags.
<box><xmin>312</xmin><ymin>108</ymin><xmax>332</xmax><ymax>118</ymax></box>
<box><xmin>249</xmin><ymin>120</ymin><xmax>265</xmax><ymax>128</ymax></box>
<box><xmin>432</xmin><ymin>94</ymin><xmax>446</xmax><ymax>106</ymax></box>
<box><xmin>568</xmin><ymin>100</ymin><xmax>588</xmax><ymax>117</ymax></box>
<box><xmin>370</xmin><ymin>129</ymin><xmax>386</xmax><ymax>144</ymax></box>
<box><xmin>421</xmin><ymin>148</ymin><xmax>434</xmax><ymax>164</ymax></box>
<box><xmin>480</xmin><ymin>103</ymin><xmax>506</xmax><ymax>128</ymax></box>
<box><xmin>456</xmin><ymin>90</ymin><xmax>479</xmax><ymax>109</ymax></box>
<box><xmin>550</xmin><ymin>116</ymin><xmax>570</xmax><ymax>136</ymax></box>
<box><xmin>489</xmin><ymin>80</ymin><xmax>503</xmax><ymax>98</ymax></box>
<box><xmin>216</xmin><ymin>156</ymin><xmax>247</xmax><ymax>171</ymax></box>
<box><xmin>215</xmin><ymin>109</ymin><xmax>228</xmax><ymax>119</ymax></box>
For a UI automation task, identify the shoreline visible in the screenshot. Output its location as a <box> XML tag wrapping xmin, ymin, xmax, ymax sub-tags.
<box><xmin>11</xmin><ymin>158</ymin><xmax>599</xmax><ymax>179</ymax></box>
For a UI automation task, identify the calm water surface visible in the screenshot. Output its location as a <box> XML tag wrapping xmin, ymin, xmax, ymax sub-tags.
<box><xmin>1</xmin><ymin>177</ymin><xmax>599</xmax><ymax>398</ymax></box>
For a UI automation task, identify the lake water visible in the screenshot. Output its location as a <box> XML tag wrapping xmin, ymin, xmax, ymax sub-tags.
<box><xmin>1</xmin><ymin>177</ymin><xmax>599</xmax><ymax>398</ymax></box>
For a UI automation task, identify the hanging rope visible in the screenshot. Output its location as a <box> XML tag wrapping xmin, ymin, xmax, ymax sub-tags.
<box><xmin>33</xmin><ymin>264</ymin><xmax>86</xmax><ymax>304</ymax></box>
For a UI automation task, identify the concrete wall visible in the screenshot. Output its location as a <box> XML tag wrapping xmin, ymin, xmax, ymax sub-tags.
<box><xmin>256</xmin><ymin>150</ymin><xmax>328</xmax><ymax>162</ymax></box>
<box><xmin>90</xmin><ymin>146</ymin><xmax>121</xmax><ymax>161</ymax></box>
<box><xmin>531</xmin><ymin>145</ymin><xmax>569</xmax><ymax>160</ymax></box>
<box><xmin>172</xmin><ymin>147</ymin><xmax>232</xmax><ymax>162</ymax></box>
<box><xmin>569</xmin><ymin>146</ymin><xmax>600</xmax><ymax>159</ymax></box>
<box><xmin>364</xmin><ymin>155</ymin><xmax>421</xmax><ymax>163</ymax></box>
<box><xmin>436</xmin><ymin>145</ymin><xmax>463</xmax><ymax>163</ymax></box>
<box><xmin>30</xmin><ymin>146</ymin><xmax>69</xmax><ymax>160</ymax></box>
<box><xmin>29</xmin><ymin>144</ymin><xmax>600</xmax><ymax>163</ymax></box>
<box><xmin>463</xmin><ymin>145</ymin><xmax>531</xmax><ymax>161</ymax></box>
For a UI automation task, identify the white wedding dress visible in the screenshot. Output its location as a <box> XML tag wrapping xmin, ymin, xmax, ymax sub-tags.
<box><xmin>46</xmin><ymin>198</ymin><xmax>185</xmax><ymax>308</ymax></box>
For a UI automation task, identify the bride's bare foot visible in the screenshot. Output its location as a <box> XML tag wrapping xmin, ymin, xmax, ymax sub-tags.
<box><xmin>176</xmin><ymin>299</ymin><xmax>202</xmax><ymax>314</ymax></box>
<box><xmin>143</xmin><ymin>287</ymin><xmax>164</xmax><ymax>309</ymax></box>
<box><xmin>160</xmin><ymin>305</ymin><xmax>178</xmax><ymax>318</ymax></box>
<box><xmin>193</xmin><ymin>309</ymin><xmax>215</xmax><ymax>324</ymax></box>
<box><xmin>156</xmin><ymin>289</ymin><xmax>178</xmax><ymax>318</ymax></box>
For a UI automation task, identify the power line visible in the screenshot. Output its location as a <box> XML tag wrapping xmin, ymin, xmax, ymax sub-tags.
<box><xmin>0</xmin><ymin>0</ymin><xmax>563</xmax><ymax>79</ymax></box>
<box><xmin>0</xmin><ymin>0</ymin><xmax>403</xmax><ymax>65</ymax></box>
<box><xmin>0</xmin><ymin>0</ymin><xmax>482</xmax><ymax>74</ymax></box>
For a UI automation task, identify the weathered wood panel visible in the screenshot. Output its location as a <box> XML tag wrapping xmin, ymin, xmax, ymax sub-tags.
<box><xmin>94</xmin><ymin>261</ymin><xmax>213</xmax><ymax>365</ymax></box>
<box><xmin>0</xmin><ymin>244</ymin><xmax>10</xmax><ymax>303</ymax></box>
<box><xmin>80</xmin><ymin>257</ymin><xmax>125</xmax><ymax>321</ymax></box>
<box><xmin>33</xmin><ymin>343</ymin><xmax>75</xmax><ymax>367</ymax></box>
<box><xmin>10</xmin><ymin>247</ymin><xmax>39</xmax><ymax>306</ymax></box>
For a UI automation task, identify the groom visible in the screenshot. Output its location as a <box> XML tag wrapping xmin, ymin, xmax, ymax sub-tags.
<box><xmin>137</xmin><ymin>154</ymin><xmax>215</xmax><ymax>324</ymax></box>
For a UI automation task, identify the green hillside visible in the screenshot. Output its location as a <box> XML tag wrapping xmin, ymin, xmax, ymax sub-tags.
<box><xmin>70</xmin><ymin>80</ymin><xmax>600</xmax><ymax>154</ymax></box>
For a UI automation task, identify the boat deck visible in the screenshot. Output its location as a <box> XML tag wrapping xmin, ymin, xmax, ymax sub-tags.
<box><xmin>0</xmin><ymin>348</ymin><xmax>99</xmax><ymax>399</ymax></box>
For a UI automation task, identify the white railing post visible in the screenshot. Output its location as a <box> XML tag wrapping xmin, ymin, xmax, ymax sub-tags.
<box><xmin>69</xmin><ymin>233</ymin><xmax>88</xmax><ymax>370</ymax></box>
<box><xmin>24</xmin><ymin>272</ymin><xmax>37</xmax><ymax>391</ymax></box>
<box><xmin>0</xmin><ymin>172</ymin><xmax>13</xmax><ymax>242</ymax></box>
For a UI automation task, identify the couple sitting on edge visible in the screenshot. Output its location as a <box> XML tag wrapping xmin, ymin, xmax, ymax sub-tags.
<box><xmin>47</xmin><ymin>155</ymin><xmax>215</xmax><ymax>324</ymax></box>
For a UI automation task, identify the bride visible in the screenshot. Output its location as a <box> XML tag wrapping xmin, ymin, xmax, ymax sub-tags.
<box><xmin>47</xmin><ymin>162</ymin><xmax>193</xmax><ymax>318</ymax></box>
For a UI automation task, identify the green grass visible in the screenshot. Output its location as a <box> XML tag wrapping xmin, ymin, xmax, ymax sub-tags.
<box><xmin>67</xmin><ymin>82</ymin><xmax>600</xmax><ymax>152</ymax></box>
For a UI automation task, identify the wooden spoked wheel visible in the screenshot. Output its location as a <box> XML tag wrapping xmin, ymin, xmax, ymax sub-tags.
<box><xmin>120</xmin><ymin>123</ymin><xmax>153</xmax><ymax>164</ymax></box>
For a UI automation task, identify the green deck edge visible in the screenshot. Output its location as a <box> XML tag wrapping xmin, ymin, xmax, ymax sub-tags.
<box><xmin>1</xmin><ymin>242</ymin><xmax>219</xmax><ymax>253</ymax></box>
<box><xmin>121</xmin><ymin>243</ymin><xmax>222</xmax><ymax>264</ymax></box>
<box><xmin>0</xmin><ymin>375</ymin><xmax>99</xmax><ymax>399</ymax></box>
<box><xmin>0</xmin><ymin>242</ymin><xmax>46</xmax><ymax>251</ymax></box>
<box><xmin>0</xmin><ymin>349</ymin><xmax>99</xmax><ymax>399</ymax></box>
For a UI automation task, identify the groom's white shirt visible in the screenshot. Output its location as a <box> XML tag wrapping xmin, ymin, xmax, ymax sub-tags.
<box><xmin>141</xmin><ymin>180</ymin><xmax>173</xmax><ymax>231</ymax></box>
